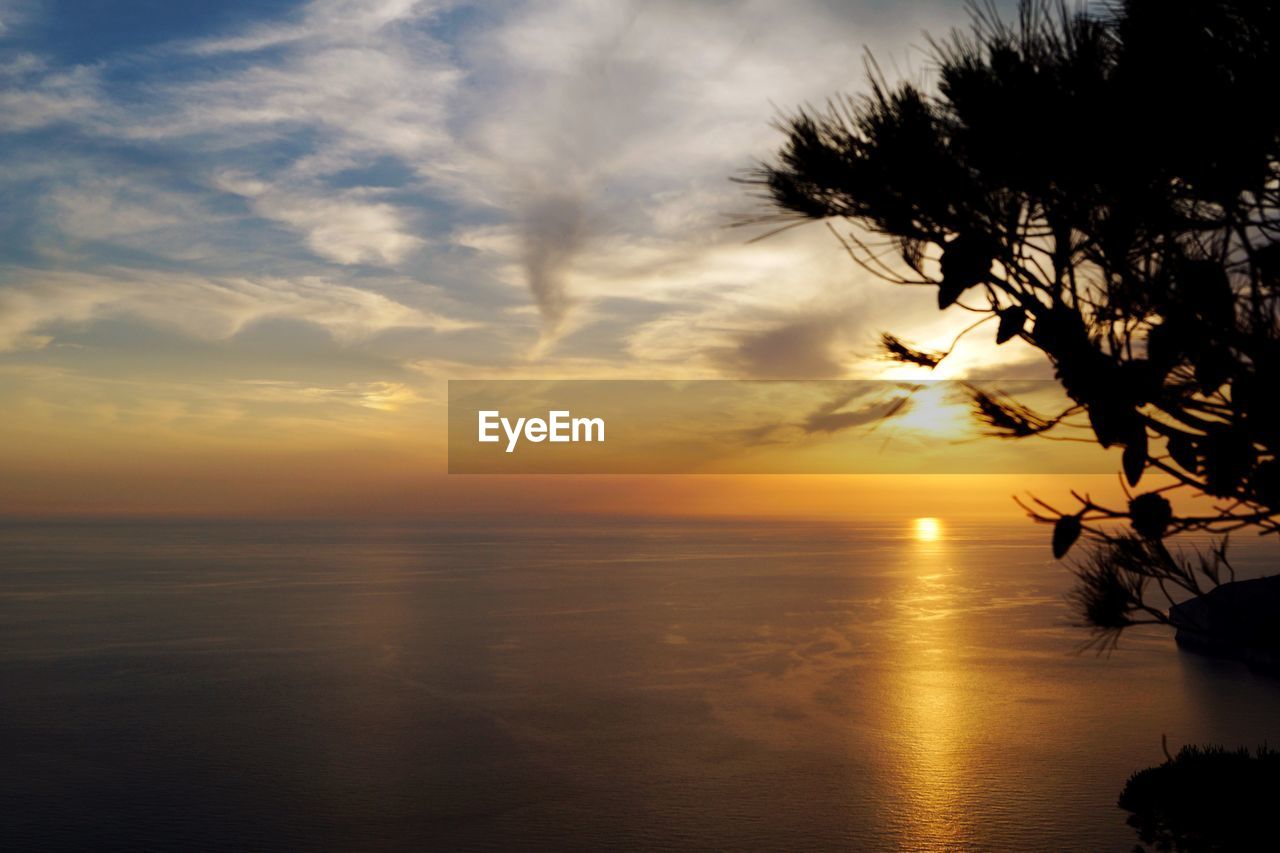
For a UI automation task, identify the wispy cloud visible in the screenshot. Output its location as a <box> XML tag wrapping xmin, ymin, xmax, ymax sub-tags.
<box><xmin>0</xmin><ymin>53</ymin><xmax>100</xmax><ymax>130</ymax></box>
<box><xmin>0</xmin><ymin>268</ymin><xmax>468</xmax><ymax>352</ymax></box>
<box><xmin>801</xmin><ymin>387</ymin><xmax>913</xmax><ymax>434</ymax></box>
<box><xmin>0</xmin><ymin>0</ymin><xmax>1002</xmax><ymax>381</ymax></box>
<box><xmin>215</xmin><ymin>173</ymin><xmax>425</xmax><ymax>265</ymax></box>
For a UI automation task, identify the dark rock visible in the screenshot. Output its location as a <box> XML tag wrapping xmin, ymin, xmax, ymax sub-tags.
<box><xmin>1170</xmin><ymin>576</ymin><xmax>1280</xmax><ymax>673</ymax></box>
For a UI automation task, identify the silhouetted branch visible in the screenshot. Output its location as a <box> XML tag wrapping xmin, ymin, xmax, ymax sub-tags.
<box><xmin>751</xmin><ymin>0</ymin><xmax>1280</xmax><ymax>642</ymax></box>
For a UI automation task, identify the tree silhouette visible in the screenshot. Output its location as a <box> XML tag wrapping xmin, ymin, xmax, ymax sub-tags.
<box><xmin>750</xmin><ymin>0</ymin><xmax>1280</xmax><ymax>646</ymax></box>
<box><xmin>1120</xmin><ymin>744</ymin><xmax>1280</xmax><ymax>851</ymax></box>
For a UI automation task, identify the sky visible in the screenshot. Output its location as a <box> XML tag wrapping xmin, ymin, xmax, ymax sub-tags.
<box><xmin>0</xmin><ymin>0</ymin><xmax>1104</xmax><ymax>519</ymax></box>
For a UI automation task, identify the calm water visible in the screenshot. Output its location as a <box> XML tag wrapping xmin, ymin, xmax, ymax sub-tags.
<box><xmin>2</xmin><ymin>518</ymin><xmax>1278</xmax><ymax>851</ymax></box>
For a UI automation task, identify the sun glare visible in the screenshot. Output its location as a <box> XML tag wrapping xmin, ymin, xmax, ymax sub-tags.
<box><xmin>914</xmin><ymin>517</ymin><xmax>942</xmax><ymax>542</ymax></box>
<box><xmin>891</xmin><ymin>383</ymin><xmax>972</xmax><ymax>438</ymax></box>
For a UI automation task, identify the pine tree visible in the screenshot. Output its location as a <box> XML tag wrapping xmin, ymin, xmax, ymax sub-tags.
<box><xmin>751</xmin><ymin>0</ymin><xmax>1280</xmax><ymax>646</ymax></box>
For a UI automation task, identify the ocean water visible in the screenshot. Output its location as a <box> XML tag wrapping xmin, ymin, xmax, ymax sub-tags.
<box><xmin>2</xmin><ymin>517</ymin><xmax>1278</xmax><ymax>851</ymax></box>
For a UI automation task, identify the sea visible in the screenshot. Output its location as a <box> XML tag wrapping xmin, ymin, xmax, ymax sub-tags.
<box><xmin>2</xmin><ymin>517</ymin><xmax>1278</xmax><ymax>851</ymax></box>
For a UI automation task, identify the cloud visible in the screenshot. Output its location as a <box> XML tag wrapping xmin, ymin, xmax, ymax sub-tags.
<box><xmin>215</xmin><ymin>173</ymin><xmax>425</xmax><ymax>265</ymax></box>
<box><xmin>0</xmin><ymin>0</ymin><xmax>1012</xmax><ymax>382</ymax></box>
<box><xmin>801</xmin><ymin>389</ymin><xmax>913</xmax><ymax>434</ymax></box>
<box><xmin>716</xmin><ymin>314</ymin><xmax>853</xmax><ymax>379</ymax></box>
<box><xmin>160</xmin><ymin>39</ymin><xmax>458</xmax><ymax>162</ymax></box>
<box><xmin>186</xmin><ymin>0</ymin><xmax>437</xmax><ymax>57</ymax></box>
<box><xmin>0</xmin><ymin>54</ymin><xmax>99</xmax><ymax>131</ymax></box>
<box><xmin>238</xmin><ymin>378</ymin><xmax>422</xmax><ymax>411</ymax></box>
<box><xmin>84</xmin><ymin>1</ymin><xmax>460</xmax><ymax>270</ymax></box>
<box><xmin>42</xmin><ymin>176</ymin><xmax>213</xmax><ymax>256</ymax></box>
<box><xmin>434</xmin><ymin>0</ymin><xmax>982</xmax><ymax>338</ymax></box>
<box><xmin>0</xmin><ymin>268</ymin><xmax>469</xmax><ymax>352</ymax></box>
<box><xmin>516</xmin><ymin>190</ymin><xmax>585</xmax><ymax>328</ymax></box>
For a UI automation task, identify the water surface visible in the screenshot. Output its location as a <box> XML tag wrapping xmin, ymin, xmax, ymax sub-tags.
<box><xmin>2</xmin><ymin>518</ymin><xmax>1278</xmax><ymax>851</ymax></box>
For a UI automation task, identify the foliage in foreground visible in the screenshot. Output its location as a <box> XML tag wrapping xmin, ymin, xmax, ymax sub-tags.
<box><xmin>1120</xmin><ymin>744</ymin><xmax>1280</xmax><ymax>852</ymax></box>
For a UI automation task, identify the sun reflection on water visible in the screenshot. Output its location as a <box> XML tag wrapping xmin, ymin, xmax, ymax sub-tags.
<box><xmin>913</xmin><ymin>517</ymin><xmax>942</xmax><ymax>542</ymax></box>
<box><xmin>886</xmin><ymin>514</ymin><xmax>978</xmax><ymax>849</ymax></box>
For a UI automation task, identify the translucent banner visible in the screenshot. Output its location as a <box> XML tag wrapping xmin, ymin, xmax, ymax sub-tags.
<box><xmin>447</xmin><ymin>379</ymin><xmax>1113</xmax><ymax>474</ymax></box>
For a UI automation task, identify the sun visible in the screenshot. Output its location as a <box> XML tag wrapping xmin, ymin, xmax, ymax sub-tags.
<box><xmin>891</xmin><ymin>383</ymin><xmax>972</xmax><ymax>438</ymax></box>
<box><xmin>913</xmin><ymin>517</ymin><xmax>942</xmax><ymax>542</ymax></box>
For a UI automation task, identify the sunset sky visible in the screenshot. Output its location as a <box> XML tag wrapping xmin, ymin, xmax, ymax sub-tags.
<box><xmin>0</xmin><ymin>0</ymin><xmax>1118</xmax><ymax>518</ymax></box>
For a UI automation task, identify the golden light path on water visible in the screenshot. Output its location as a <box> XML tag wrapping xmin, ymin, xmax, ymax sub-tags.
<box><xmin>888</xmin><ymin>516</ymin><xmax>977</xmax><ymax>849</ymax></box>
